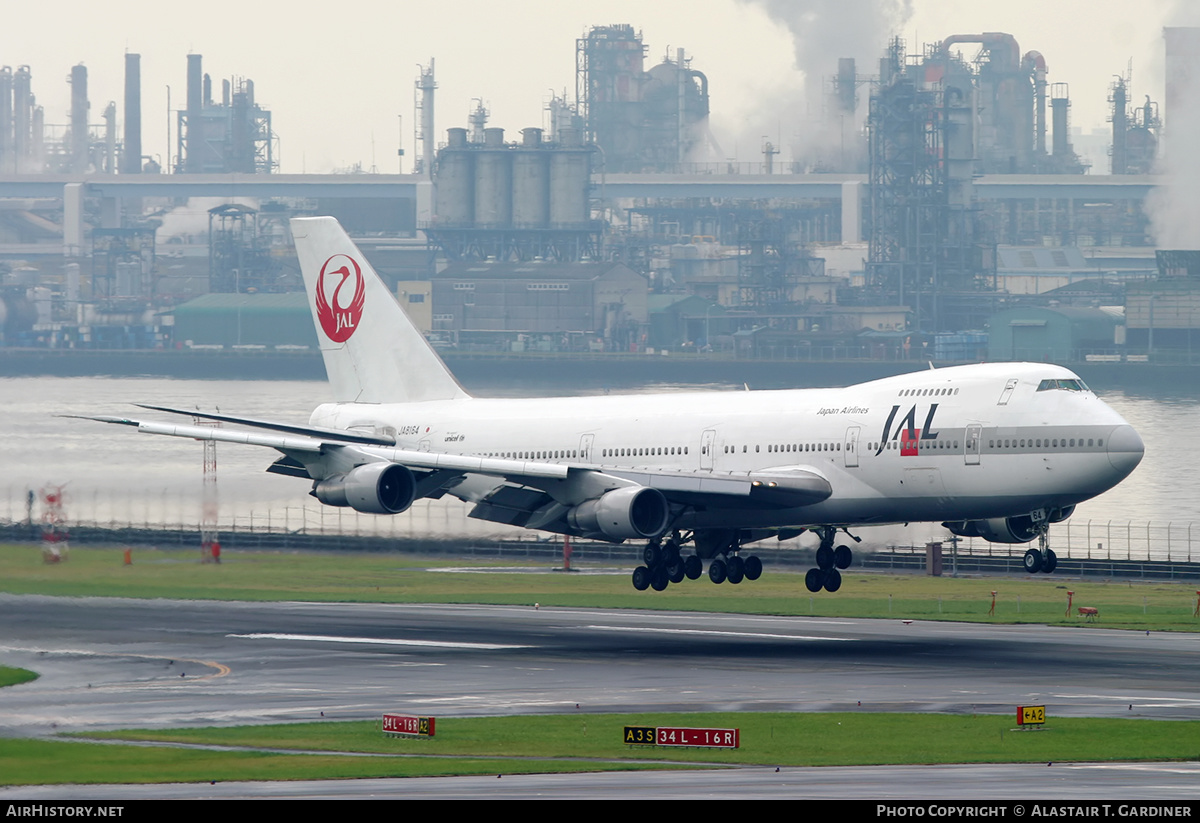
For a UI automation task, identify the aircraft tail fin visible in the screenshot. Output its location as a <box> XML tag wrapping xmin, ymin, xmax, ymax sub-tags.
<box><xmin>291</xmin><ymin>216</ymin><xmax>470</xmax><ymax>404</ymax></box>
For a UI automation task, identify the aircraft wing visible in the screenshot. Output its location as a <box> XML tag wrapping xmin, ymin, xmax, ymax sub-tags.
<box><xmin>73</xmin><ymin>413</ymin><xmax>570</xmax><ymax>480</ymax></box>
<box><xmin>76</xmin><ymin>411</ymin><xmax>831</xmax><ymax>541</ymax></box>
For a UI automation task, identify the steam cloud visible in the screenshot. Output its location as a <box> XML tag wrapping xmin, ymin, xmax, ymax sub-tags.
<box><xmin>733</xmin><ymin>0</ymin><xmax>915</xmax><ymax>169</ymax></box>
<box><xmin>1147</xmin><ymin>2</ymin><xmax>1200</xmax><ymax>248</ymax></box>
<box><xmin>739</xmin><ymin>0</ymin><xmax>914</xmax><ymax>103</ymax></box>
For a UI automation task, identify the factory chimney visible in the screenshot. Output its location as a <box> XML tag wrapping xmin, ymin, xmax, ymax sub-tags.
<box><xmin>415</xmin><ymin>59</ymin><xmax>436</xmax><ymax>176</ymax></box>
<box><xmin>186</xmin><ymin>54</ymin><xmax>203</xmax><ymax>172</ymax></box>
<box><xmin>69</xmin><ymin>64</ymin><xmax>89</xmax><ymax>173</ymax></box>
<box><xmin>122</xmin><ymin>53</ymin><xmax>141</xmax><ymax>174</ymax></box>
<box><xmin>0</xmin><ymin>68</ymin><xmax>11</xmax><ymax>173</ymax></box>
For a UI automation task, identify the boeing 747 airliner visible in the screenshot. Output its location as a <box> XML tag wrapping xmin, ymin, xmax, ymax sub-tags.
<box><xmin>84</xmin><ymin>217</ymin><xmax>1144</xmax><ymax>593</ymax></box>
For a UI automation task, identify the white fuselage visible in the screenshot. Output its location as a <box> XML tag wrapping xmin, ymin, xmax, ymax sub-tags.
<box><xmin>308</xmin><ymin>362</ymin><xmax>1143</xmax><ymax>531</ymax></box>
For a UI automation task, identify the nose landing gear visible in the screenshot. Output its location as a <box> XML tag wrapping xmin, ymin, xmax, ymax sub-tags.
<box><xmin>1022</xmin><ymin>519</ymin><xmax>1058</xmax><ymax>574</ymax></box>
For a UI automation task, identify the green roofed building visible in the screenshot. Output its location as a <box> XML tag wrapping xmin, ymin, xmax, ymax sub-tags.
<box><xmin>171</xmin><ymin>292</ymin><xmax>317</xmax><ymax>348</ymax></box>
<box><xmin>987</xmin><ymin>306</ymin><xmax>1123</xmax><ymax>363</ymax></box>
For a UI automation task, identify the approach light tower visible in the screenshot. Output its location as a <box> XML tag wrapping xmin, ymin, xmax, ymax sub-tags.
<box><xmin>194</xmin><ymin>415</ymin><xmax>220</xmax><ymax>563</ymax></box>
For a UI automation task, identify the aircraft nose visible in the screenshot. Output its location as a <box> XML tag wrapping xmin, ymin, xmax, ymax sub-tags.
<box><xmin>1106</xmin><ymin>424</ymin><xmax>1144</xmax><ymax>475</ymax></box>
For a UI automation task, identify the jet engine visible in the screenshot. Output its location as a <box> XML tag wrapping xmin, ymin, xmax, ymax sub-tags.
<box><xmin>944</xmin><ymin>515</ymin><xmax>1039</xmax><ymax>544</ymax></box>
<box><xmin>566</xmin><ymin>486</ymin><xmax>670</xmax><ymax>541</ymax></box>
<box><xmin>313</xmin><ymin>462</ymin><xmax>417</xmax><ymax>514</ymax></box>
<box><xmin>1049</xmin><ymin>505</ymin><xmax>1075</xmax><ymax>523</ymax></box>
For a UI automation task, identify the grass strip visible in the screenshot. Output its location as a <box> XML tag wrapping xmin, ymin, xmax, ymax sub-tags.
<box><xmin>0</xmin><ymin>665</ymin><xmax>38</xmax><ymax>688</ymax></box>
<box><xmin>2</xmin><ymin>544</ymin><xmax>1198</xmax><ymax>631</ymax></box>
<box><xmin>0</xmin><ymin>737</ymin><xmax>682</xmax><ymax>787</ymax></box>
<box><xmin>81</xmin><ymin>713</ymin><xmax>1200</xmax><ymax>771</ymax></box>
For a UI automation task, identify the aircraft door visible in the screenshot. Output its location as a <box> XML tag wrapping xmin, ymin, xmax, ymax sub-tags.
<box><xmin>844</xmin><ymin>425</ymin><xmax>861</xmax><ymax>468</ymax></box>
<box><xmin>964</xmin><ymin>424</ymin><xmax>981</xmax><ymax>465</ymax></box>
<box><xmin>700</xmin><ymin>429</ymin><xmax>716</xmax><ymax>471</ymax></box>
<box><xmin>997</xmin><ymin>379</ymin><xmax>1018</xmax><ymax>405</ymax></box>
<box><xmin>579</xmin><ymin>433</ymin><xmax>595</xmax><ymax>462</ymax></box>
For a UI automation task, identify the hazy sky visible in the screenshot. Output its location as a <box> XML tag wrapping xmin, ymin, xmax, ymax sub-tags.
<box><xmin>2</xmin><ymin>0</ymin><xmax>1194</xmax><ymax>173</ymax></box>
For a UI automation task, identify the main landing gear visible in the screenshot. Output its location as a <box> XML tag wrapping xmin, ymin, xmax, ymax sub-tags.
<box><xmin>631</xmin><ymin>531</ymin><xmax>762</xmax><ymax>592</ymax></box>
<box><xmin>805</xmin><ymin>527</ymin><xmax>856</xmax><ymax>593</ymax></box>
<box><xmin>1022</xmin><ymin>519</ymin><xmax>1058</xmax><ymax>574</ymax></box>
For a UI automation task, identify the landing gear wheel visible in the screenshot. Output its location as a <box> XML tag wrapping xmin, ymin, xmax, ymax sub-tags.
<box><xmin>1023</xmin><ymin>548</ymin><xmax>1044</xmax><ymax>574</ymax></box>
<box><xmin>684</xmin><ymin>555</ymin><xmax>703</xmax><ymax>580</ymax></box>
<box><xmin>708</xmin><ymin>558</ymin><xmax>727</xmax><ymax>584</ymax></box>
<box><xmin>816</xmin><ymin>544</ymin><xmax>835</xmax><ymax>570</ymax></box>
<box><xmin>726</xmin><ymin>555</ymin><xmax>745</xmax><ymax>584</ymax></box>
<box><xmin>743</xmin><ymin>555</ymin><xmax>763</xmax><ymax>581</ymax></box>
<box><xmin>664</xmin><ymin>541</ymin><xmax>681</xmax><ymax>565</ymax></box>
<box><xmin>643</xmin><ymin>543</ymin><xmax>663</xmax><ymax>567</ymax></box>
<box><xmin>805</xmin><ymin>568</ymin><xmax>823</xmax><ymax>593</ymax></box>
<box><xmin>1043</xmin><ymin>548</ymin><xmax>1058</xmax><ymax>574</ymax></box>
<box><xmin>632</xmin><ymin>566</ymin><xmax>651</xmax><ymax>591</ymax></box>
<box><xmin>823</xmin><ymin>567</ymin><xmax>842</xmax><ymax>593</ymax></box>
<box><xmin>834</xmin><ymin>545</ymin><xmax>853</xmax><ymax>570</ymax></box>
<box><xmin>666</xmin><ymin>559</ymin><xmax>685</xmax><ymax>584</ymax></box>
<box><xmin>650</xmin><ymin>567</ymin><xmax>669</xmax><ymax>592</ymax></box>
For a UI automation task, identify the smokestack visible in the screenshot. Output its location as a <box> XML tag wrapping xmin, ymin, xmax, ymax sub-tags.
<box><xmin>123</xmin><ymin>53</ymin><xmax>141</xmax><ymax>174</ymax></box>
<box><xmin>103</xmin><ymin>101</ymin><xmax>117</xmax><ymax>173</ymax></box>
<box><xmin>417</xmin><ymin>59</ymin><xmax>436</xmax><ymax>176</ymax></box>
<box><xmin>186</xmin><ymin>54</ymin><xmax>202</xmax><ymax>172</ymax></box>
<box><xmin>1111</xmin><ymin>78</ymin><xmax>1128</xmax><ymax>175</ymax></box>
<box><xmin>1051</xmin><ymin>84</ymin><xmax>1070</xmax><ymax>159</ymax></box>
<box><xmin>0</xmin><ymin>67</ymin><xmax>13</xmax><ymax>174</ymax></box>
<box><xmin>69</xmin><ymin>64</ymin><xmax>88</xmax><ymax>173</ymax></box>
<box><xmin>13</xmin><ymin>66</ymin><xmax>31</xmax><ymax>171</ymax></box>
<box><xmin>837</xmin><ymin>58</ymin><xmax>856</xmax><ymax>115</ymax></box>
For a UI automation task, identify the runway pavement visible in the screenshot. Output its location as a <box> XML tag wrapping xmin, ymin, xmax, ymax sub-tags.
<box><xmin>2</xmin><ymin>593</ymin><xmax>1198</xmax><ymax>797</ymax></box>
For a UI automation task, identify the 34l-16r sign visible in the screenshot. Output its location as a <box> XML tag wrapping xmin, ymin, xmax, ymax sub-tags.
<box><xmin>624</xmin><ymin>726</ymin><xmax>740</xmax><ymax>748</ymax></box>
<box><xmin>383</xmin><ymin>713</ymin><xmax>436</xmax><ymax>737</ymax></box>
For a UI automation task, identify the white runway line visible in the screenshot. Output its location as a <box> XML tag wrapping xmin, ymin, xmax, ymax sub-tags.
<box><xmin>584</xmin><ymin>625</ymin><xmax>854</xmax><ymax>641</ymax></box>
<box><xmin>228</xmin><ymin>633</ymin><xmax>529</xmax><ymax>650</ymax></box>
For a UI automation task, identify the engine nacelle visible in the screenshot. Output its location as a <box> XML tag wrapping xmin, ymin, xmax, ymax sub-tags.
<box><xmin>313</xmin><ymin>463</ymin><xmax>416</xmax><ymax>514</ymax></box>
<box><xmin>1049</xmin><ymin>505</ymin><xmax>1075</xmax><ymax>523</ymax></box>
<box><xmin>944</xmin><ymin>515</ymin><xmax>1040</xmax><ymax>544</ymax></box>
<box><xmin>567</xmin><ymin>486</ymin><xmax>670</xmax><ymax>541</ymax></box>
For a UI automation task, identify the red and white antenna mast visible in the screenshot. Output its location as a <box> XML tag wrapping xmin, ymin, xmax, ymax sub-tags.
<box><xmin>194</xmin><ymin>413</ymin><xmax>220</xmax><ymax>563</ymax></box>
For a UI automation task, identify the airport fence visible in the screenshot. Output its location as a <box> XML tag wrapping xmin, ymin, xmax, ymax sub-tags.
<box><xmin>1</xmin><ymin>485</ymin><xmax>1194</xmax><ymax>566</ymax></box>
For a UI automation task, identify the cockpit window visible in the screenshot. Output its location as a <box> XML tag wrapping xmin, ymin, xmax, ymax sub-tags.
<box><xmin>1036</xmin><ymin>378</ymin><xmax>1089</xmax><ymax>392</ymax></box>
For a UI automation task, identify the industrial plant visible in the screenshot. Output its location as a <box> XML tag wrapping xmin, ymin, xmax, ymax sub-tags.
<box><xmin>1</xmin><ymin>23</ymin><xmax>1199</xmax><ymax>362</ymax></box>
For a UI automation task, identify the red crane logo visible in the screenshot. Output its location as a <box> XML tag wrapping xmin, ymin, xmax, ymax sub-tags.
<box><xmin>315</xmin><ymin>254</ymin><xmax>366</xmax><ymax>342</ymax></box>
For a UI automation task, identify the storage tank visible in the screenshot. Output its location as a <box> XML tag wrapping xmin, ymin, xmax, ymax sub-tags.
<box><xmin>512</xmin><ymin>128</ymin><xmax>549</xmax><ymax>228</ymax></box>
<box><xmin>474</xmin><ymin>127</ymin><xmax>511</xmax><ymax>228</ymax></box>
<box><xmin>549</xmin><ymin>129</ymin><xmax>589</xmax><ymax>228</ymax></box>
<box><xmin>434</xmin><ymin>127</ymin><xmax>474</xmax><ymax>226</ymax></box>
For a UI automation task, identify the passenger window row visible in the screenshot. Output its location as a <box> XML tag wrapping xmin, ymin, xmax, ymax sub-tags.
<box><xmin>898</xmin><ymin>387</ymin><xmax>959</xmax><ymax>397</ymax></box>
<box><xmin>989</xmin><ymin>437</ymin><xmax>1102</xmax><ymax>449</ymax></box>
<box><xmin>601</xmin><ymin>446</ymin><xmax>689</xmax><ymax>458</ymax></box>
<box><xmin>868</xmin><ymin>440</ymin><xmax>960</xmax><ymax>451</ymax></box>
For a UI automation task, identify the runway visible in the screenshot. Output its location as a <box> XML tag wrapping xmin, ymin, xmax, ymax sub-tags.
<box><xmin>2</xmin><ymin>593</ymin><xmax>1199</xmax><ymax>797</ymax></box>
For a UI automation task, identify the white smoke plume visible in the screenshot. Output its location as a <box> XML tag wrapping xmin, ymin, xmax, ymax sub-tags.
<box><xmin>734</xmin><ymin>0</ymin><xmax>915</xmax><ymax>170</ymax></box>
<box><xmin>740</xmin><ymin>0</ymin><xmax>914</xmax><ymax>103</ymax></box>
<box><xmin>1146</xmin><ymin>3</ymin><xmax>1200</xmax><ymax>248</ymax></box>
